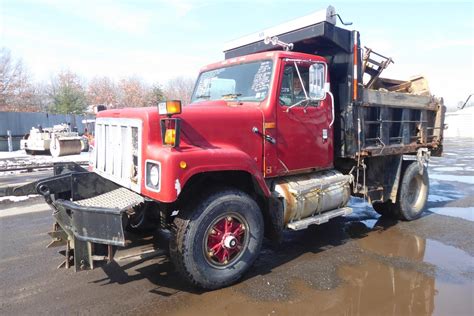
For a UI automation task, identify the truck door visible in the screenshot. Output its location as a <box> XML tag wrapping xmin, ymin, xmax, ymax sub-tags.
<box><xmin>275</xmin><ymin>60</ymin><xmax>333</xmax><ymax>173</ymax></box>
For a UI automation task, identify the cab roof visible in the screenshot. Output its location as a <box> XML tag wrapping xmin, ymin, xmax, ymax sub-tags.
<box><xmin>199</xmin><ymin>51</ymin><xmax>327</xmax><ymax>73</ymax></box>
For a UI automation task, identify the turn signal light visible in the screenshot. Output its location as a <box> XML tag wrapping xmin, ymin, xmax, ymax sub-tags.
<box><xmin>164</xmin><ymin>129</ymin><xmax>176</xmax><ymax>146</ymax></box>
<box><xmin>158</xmin><ymin>100</ymin><xmax>182</xmax><ymax>116</ymax></box>
<box><xmin>160</xmin><ymin>118</ymin><xmax>181</xmax><ymax>147</ymax></box>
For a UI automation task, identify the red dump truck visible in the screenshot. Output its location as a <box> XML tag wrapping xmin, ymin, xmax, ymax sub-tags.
<box><xmin>13</xmin><ymin>6</ymin><xmax>445</xmax><ymax>289</ymax></box>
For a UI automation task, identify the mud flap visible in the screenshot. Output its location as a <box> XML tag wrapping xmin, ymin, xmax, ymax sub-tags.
<box><xmin>265</xmin><ymin>195</ymin><xmax>285</xmax><ymax>244</ymax></box>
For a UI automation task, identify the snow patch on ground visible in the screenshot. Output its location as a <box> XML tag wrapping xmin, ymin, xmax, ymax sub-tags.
<box><xmin>360</xmin><ymin>219</ymin><xmax>378</xmax><ymax>229</ymax></box>
<box><xmin>429</xmin><ymin>174</ymin><xmax>474</xmax><ymax>185</ymax></box>
<box><xmin>428</xmin><ymin>194</ymin><xmax>454</xmax><ymax>203</ymax></box>
<box><xmin>0</xmin><ymin>150</ymin><xmax>28</xmax><ymax>159</ymax></box>
<box><xmin>0</xmin><ymin>150</ymin><xmax>90</xmax><ymax>172</ymax></box>
<box><xmin>429</xmin><ymin>207</ymin><xmax>474</xmax><ymax>222</ymax></box>
<box><xmin>432</xmin><ymin>167</ymin><xmax>464</xmax><ymax>172</ymax></box>
<box><xmin>0</xmin><ymin>194</ymin><xmax>39</xmax><ymax>203</ymax></box>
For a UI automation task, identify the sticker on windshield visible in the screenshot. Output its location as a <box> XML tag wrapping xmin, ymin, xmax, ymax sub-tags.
<box><xmin>251</xmin><ymin>61</ymin><xmax>272</xmax><ymax>93</ymax></box>
<box><xmin>195</xmin><ymin>69</ymin><xmax>225</xmax><ymax>98</ymax></box>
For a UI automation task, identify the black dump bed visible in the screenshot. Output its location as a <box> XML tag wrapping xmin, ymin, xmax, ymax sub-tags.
<box><xmin>225</xmin><ymin>20</ymin><xmax>445</xmax><ymax>159</ymax></box>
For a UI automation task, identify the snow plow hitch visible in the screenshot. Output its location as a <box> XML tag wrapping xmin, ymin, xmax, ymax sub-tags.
<box><xmin>13</xmin><ymin>162</ymin><xmax>145</xmax><ymax>270</ymax></box>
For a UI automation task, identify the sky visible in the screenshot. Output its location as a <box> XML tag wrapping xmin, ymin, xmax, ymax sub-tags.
<box><xmin>1</xmin><ymin>0</ymin><xmax>473</xmax><ymax>108</ymax></box>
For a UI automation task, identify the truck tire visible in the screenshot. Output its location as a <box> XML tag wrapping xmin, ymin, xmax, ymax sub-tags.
<box><xmin>395</xmin><ymin>162</ymin><xmax>429</xmax><ymax>221</ymax></box>
<box><xmin>372</xmin><ymin>162</ymin><xmax>429</xmax><ymax>220</ymax></box>
<box><xmin>170</xmin><ymin>189</ymin><xmax>264</xmax><ymax>289</ymax></box>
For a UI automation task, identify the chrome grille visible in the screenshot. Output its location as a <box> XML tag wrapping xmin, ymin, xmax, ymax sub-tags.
<box><xmin>94</xmin><ymin>118</ymin><xmax>142</xmax><ymax>193</ymax></box>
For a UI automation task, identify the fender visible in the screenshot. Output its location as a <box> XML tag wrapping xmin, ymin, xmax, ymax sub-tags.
<box><xmin>142</xmin><ymin>145</ymin><xmax>270</xmax><ymax>203</ymax></box>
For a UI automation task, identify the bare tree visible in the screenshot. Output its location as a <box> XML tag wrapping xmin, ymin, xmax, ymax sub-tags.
<box><xmin>87</xmin><ymin>76</ymin><xmax>118</xmax><ymax>108</ymax></box>
<box><xmin>0</xmin><ymin>47</ymin><xmax>196</xmax><ymax>112</ymax></box>
<box><xmin>32</xmin><ymin>82</ymin><xmax>53</xmax><ymax>112</ymax></box>
<box><xmin>117</xmin><ymin>77</ymin><xmax>150</xmax><ymax>108</ymax></box>
<box><xmin>164</xmin><ymin>76</ymin><xmax>195</xmax><ymax>105</ymax></box>
<box><xmin>0</xmin><ymin>47</ymin><xmax>37</xmax><ymax>112</ymax></box>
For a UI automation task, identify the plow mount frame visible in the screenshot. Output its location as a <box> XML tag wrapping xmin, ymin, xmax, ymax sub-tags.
<box><xmin>14</xmin><ymin>162</ymin><xmax>143</xmax><ymax>271</ymax></box>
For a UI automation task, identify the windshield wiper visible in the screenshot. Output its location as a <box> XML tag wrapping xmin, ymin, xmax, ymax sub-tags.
<box><xmin>221</xmin><ymin>93</ymin><xmax>242</xmax><ymax>99</ymax></box>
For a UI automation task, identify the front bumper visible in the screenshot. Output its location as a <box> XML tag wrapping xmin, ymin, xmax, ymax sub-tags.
<box><xmin>53</xmin><ymin>187</ymin><xmax>144</xmax><ymax>247</ymax></box>
<box><xmin>16</xmin><ymin>163</ymin><xmax>145</xmax><ymax>270</ymax></box>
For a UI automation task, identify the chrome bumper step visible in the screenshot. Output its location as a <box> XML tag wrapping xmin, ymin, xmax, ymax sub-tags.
<box><xmin>286</xmin><ymin>207</ymin><xmax>353</xmax><ymax>230</ymax></box>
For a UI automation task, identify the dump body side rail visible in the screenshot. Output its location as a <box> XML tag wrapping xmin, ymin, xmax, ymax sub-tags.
<box><xmin>350</xmin><ymin>89</ymin><xmax>445</xmax><ymax>158</ymax></box>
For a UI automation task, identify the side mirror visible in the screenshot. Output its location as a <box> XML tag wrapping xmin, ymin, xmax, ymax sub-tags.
<box><xmin>309</xmin><ymin>63</ymin><xmax>326</xmax><ymax>100</ymax></box>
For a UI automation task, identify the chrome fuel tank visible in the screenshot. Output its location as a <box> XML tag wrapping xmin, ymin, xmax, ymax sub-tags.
<box><xmin>274</xmin><ymin>170</ymin><xmax>352</xmax><ymax>225</ymax></box>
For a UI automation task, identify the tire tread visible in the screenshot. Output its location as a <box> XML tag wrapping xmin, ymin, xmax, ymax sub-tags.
<box><xmin>169</xmin><ymin>188</ymin><xmax>262</xmax><ymax>289</ymax></box>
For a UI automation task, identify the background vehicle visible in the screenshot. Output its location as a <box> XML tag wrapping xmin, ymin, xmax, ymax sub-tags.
<box><xmin>12</xmin><ymin>6</ymin><xmax>445</xmax><ymax>289</ymax></box>
<box><xmin>20</xmin><ymin>123</ymin><xmax>84</xmax><ymax>157</ymax></box>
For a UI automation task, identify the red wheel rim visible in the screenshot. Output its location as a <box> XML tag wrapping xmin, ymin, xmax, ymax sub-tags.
<box><xmin>204</xmin><ymin>214</ymin><xmax>248</xmax><ymax>266</ymax></box>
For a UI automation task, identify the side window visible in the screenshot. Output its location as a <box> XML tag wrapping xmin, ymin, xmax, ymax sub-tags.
<box><xmin>279</xmin><ymin>63</ymin><xmax>319</xmax><ymax>107</ymax></box>
<box><xmin>279</xmin><ymin>64</ymin><xmax>310</xmax><ymax>106</ymax></box>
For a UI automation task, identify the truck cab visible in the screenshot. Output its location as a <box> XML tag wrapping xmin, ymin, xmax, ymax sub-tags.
<box><xmin>93</xmin><ymin>51</ymin><xmax>334</xmax><ymax>205</ymax></box>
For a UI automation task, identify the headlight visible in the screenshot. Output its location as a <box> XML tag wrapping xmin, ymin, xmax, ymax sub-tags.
<box><xmin>150</xmin><ymin>165</ymin><xmax>159</xmax><ymax>186</ymax></box>
<box><xmin>146</xmin><ymin>161</ymin><xmax>161</xmax><ymax>191</ymax></box>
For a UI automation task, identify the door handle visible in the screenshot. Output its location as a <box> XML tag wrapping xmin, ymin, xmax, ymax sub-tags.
<box><xmin>252</xmin><ymin>127</ymin><xmax>276</xmax><ymax>144</ymax></box>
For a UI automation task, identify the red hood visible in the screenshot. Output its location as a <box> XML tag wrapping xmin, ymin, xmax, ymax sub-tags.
<box><xmin>98</xmin><ymin>102</ymin><xmax>265</xmax><ymax>163</ymax></box>
<box><xmin>96</xmin><ymin>102</ymin><xmax>267</xmax><ymax>202</ymax></box>
<box><xmin>177</xmin><ymin>101</ymin><xmax>264</xmax><ymax>149</ymax></box>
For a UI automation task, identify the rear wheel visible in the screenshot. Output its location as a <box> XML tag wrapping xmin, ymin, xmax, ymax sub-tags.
<box><xmin>396</xmin><ymin>162</ymin><xmax>429</xmax><ymax>220</ymax></box>
<box><xmin>170</xmin><ymin>189</ymin><xmax>264</xmax><ymax>289</ymax></box>
<box><xmin>372</xmin><ymin>162</ymin><xmax>429</xmax><ymax>221</ymax></box>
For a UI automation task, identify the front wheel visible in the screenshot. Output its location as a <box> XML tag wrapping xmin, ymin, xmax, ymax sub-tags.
<box><xmin>170</xmin><ymin>189</ymin><xmax>264</xmax><ymax>289</ymax></box>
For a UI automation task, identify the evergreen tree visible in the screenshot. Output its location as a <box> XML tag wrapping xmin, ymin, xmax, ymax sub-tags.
<box><xmin>49</xmin><ymin>71</ymin><xmax>87</xmax><ymax>114</ymax></box>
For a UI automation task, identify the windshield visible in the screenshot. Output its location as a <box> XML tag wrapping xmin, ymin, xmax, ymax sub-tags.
<box><xmin>191</xmin><ymin>60</ymin><xmax>273</xmax><ymax>103</ymax></box>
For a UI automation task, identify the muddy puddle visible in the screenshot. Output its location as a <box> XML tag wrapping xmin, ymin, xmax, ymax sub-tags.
<box><xmin>137</xmin><ymin>221</ymin><xmax>473</xmax><ymax>316</ymax></box>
